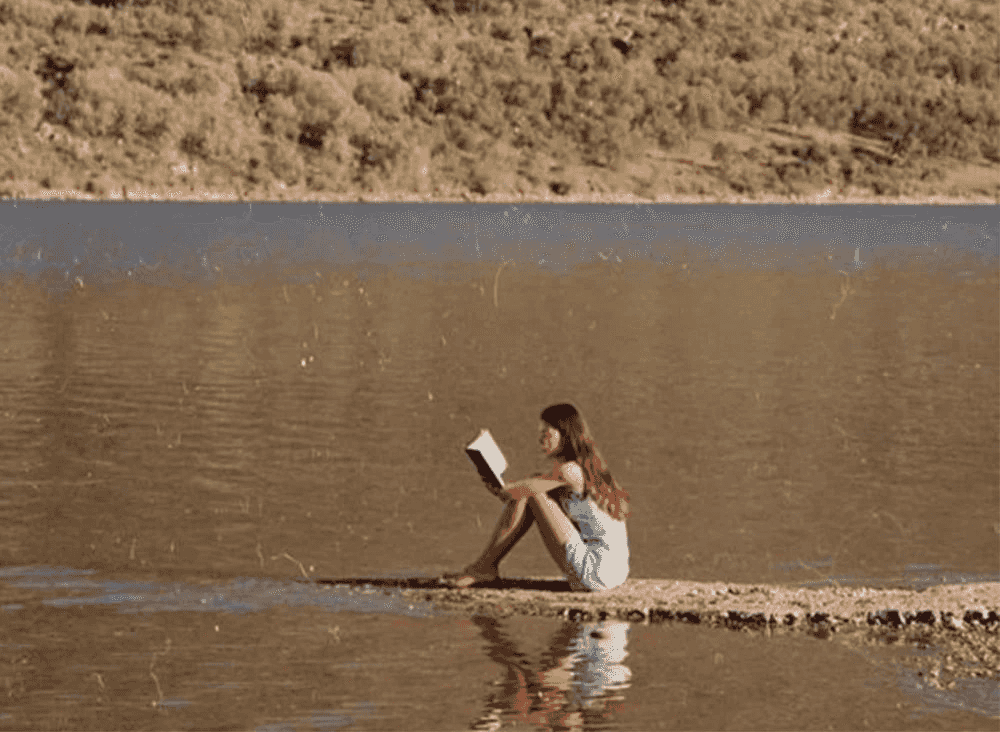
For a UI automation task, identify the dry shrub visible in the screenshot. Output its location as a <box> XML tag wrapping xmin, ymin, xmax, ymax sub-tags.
<box><xmin>123</xmin><ymin>50</ymin><xmax>217</xmax><ymax>98</ymax></box>
<box><xmin>425</xmin><ymin>0</ymin><xmax>506</xmax><ymax>15</ymax></box>
<box><xmin>680</xmin><ymin>86</ymin><xmax>725</xmax><ymax>130</ymax></box>
<box><xmin>298</xmin><ymin>72</ymin><xmax>372</xmax><ymax>161</ymax></box>
<box><xmin>239</xmin><ymin>0</ymin><xmax>288</xmax><ymax>54</ymax></box>
<box><xmin>48</xmin><ymin>4</ymin><xmax>100</xmax><ymax>35</ymax></box>
<box><xmin>235</xmin><ymin>54</ymin><xmax>292</xmax><ymax>98</ymax></box>
<box><xmin>262</xmin><ymin>139</ymin><xmax>304</xmax><ymax>185</ymax></box>
<box><xmin>353</xmin><ymin>25</ymin><xmax>409</xmax><ymax>69</ymax></box>
<box><xmin>0</xmin><ymin>65</ymin><xmax>44</xmax><ymax>129</ymax></box>
<box><xmin>174</xmin><ymin>107</ymin><xmax>264</xmax><ymax>171</ymax></box>
<box><xmin>2</xmin><ymin>0</ymin><xmax>59</xmax><ymax>29</ymax></box>
<box><xmin>293</xmin><ymin>67</ymin><xmax>354</xmax><ymax>125</ymax></box>
<box><xmin>116</xmin><ymin>5</ymin><xmax>194</xmax><ymax>47</ymax></box>
<box><xmin>351</xmin><ymin>67</ymin><xmax>414</xmax><ymax>122</ymax></box>
<box><xmin>349</xmin><ymin>129</ymin><xmax>402</xmax><ymax>187</ymax></box>
<box><xmin>332</xmin><ymin>105</ymin><xmax>373</xmax><ymax>151</ymax></box>
<box><xmin>76</xmin><ymin>68</ymin><xmax>174</xmax><ymax>142</ymax></box>
<box><xmin>234</xmin><ymin>55</ymin><xmax>367</xmax><ymax>155</ymax></box>
<box><xmin>376</xmin><ymin>123</ymin><xmax>446</xmax><ymax>192</ymax></box>
<box><xmin>187</xmin><ymin>11</ymin><xmax>240</xmax><ymax>53</ymax></box>
<box><xmin>469</xmin><ymin>140</ymin><xmax>521</xmax><ymax>194</ymax></box>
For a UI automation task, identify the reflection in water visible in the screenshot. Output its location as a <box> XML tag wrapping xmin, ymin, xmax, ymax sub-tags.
<box><xmin>895</xmin><ymin>667</ymin><xmax>1000</xmax><ymax>720</ymax></box>
<box><xmin>472</xmin><ymin>615</ymin><xmax>631</xmax><ymax>731</ymax></box>
<box><xmin>0</xmin><ymin>566</ymin><xmax>995</xmax><ymax>729</ymax></box>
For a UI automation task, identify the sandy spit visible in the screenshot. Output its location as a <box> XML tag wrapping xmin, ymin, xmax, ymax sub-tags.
<box><xmin>408</xmin><ymin>578</ymin><xmax>999</xmax><ymax>630</ymax></box>
<box><xmin>393</xmin><ymin>578</ymin><xmax>999</xmax><ymax>687</ymax></box>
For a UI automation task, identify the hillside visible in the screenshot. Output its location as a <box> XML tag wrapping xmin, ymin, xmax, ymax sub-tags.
<box><xmin>1</xmin><ymin>0</ymin><xmax>997</xmax><ymax>202</ymax></box>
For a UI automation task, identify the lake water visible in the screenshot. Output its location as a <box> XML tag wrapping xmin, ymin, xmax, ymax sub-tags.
<box><xmin>1</xmin><ymin>565</ymin><xmax>998</xmax><ymax>730</ymax></box>
<box><xmin>0</xmin><ymin>256</ymin><xmax>997</xmax><ymax>728</ymax></box>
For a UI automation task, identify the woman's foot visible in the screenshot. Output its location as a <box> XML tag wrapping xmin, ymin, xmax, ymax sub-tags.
<box><xmin>440</xmin><ymin>567</ymin><xmax>499</xmax><ymax>588</ymax></box>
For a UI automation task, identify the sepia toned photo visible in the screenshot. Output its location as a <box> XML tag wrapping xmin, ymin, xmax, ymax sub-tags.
<box><xmin>1</xmin><ymin>0</ymin><xmax>998</xmax><ymax>729</ymax></box>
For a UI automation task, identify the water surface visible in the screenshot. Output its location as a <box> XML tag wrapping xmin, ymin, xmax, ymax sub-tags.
<box><xmin>1</xmin><ymin>261</ymin><xmax>996</xmax><ymax>584</ymax></box>
<box><xmin>1</xmin><ymin>566</ymin><xmax>996</xmax><ymax>730</ymax></box>
<box><xmin>0</xmin><ymin>257</ymin><xmax>997</xmax><ymax>728</ymax></box>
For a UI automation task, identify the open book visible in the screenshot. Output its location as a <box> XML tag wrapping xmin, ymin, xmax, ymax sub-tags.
<box><xmin>466</xmin><ymin>429</ymin><xmax>507</xmax><ymax>499</ymax></box>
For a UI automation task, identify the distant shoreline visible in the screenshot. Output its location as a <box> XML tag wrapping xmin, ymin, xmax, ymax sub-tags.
<box><xmin>2</xmin><ymin>0</ymin><xmax>997</xmax><ymax>203</ymax></box>
<box><xmin>4</xmin><ymin>187</ymin><xmax>998</xmax><ymax>205</ymax></box>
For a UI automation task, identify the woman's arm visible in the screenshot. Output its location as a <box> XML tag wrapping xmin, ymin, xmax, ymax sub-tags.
<box><xmin>502</xmin><ymin>477</ymin><xmax>567</xmax><ymax>501</ymax></box>
<box><xmin>503</xmin><ymin>463</ymin><xmax>585</xmax><ymax>501</ymax></box>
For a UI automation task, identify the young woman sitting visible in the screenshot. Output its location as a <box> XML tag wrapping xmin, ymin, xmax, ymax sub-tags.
<box><xmin>445</xmin><ymin>403</ymin><xmax>631</xmax><ymax>592</ymax></box>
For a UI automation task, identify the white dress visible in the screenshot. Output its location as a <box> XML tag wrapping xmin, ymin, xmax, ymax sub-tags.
<box><xmin>559</xmin><ymin>487</ymin><xmax>630</xmax><ymax>591</ymax></box>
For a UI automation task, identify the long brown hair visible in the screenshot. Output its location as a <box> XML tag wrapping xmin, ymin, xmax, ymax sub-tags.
<box><xmin>540</xmin><ymin>403</ymin><xmax>631</xmax><ymax>522</ymax></box>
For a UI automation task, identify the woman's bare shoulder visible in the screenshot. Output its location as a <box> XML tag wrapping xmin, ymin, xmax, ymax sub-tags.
<box><xmin>558</xmin><ymin>461</ymin><xmax>585</xmax><ymax>491</ymax></box>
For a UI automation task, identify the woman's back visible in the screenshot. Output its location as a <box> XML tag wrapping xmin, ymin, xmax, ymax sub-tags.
<box><xmin>558</xmin><ymin>471</ymin><xmax>630</xmax><ymax>590</ymax></box>
<box><xmin>560</xmin><ymin>488</ymin><xmax>629</xmax><ymax>553</ymax></box>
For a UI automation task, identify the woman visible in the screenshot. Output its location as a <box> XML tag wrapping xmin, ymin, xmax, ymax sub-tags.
<box><xmin>446</xmin><ymin>403</ymin><xmax>631</xmax><ymax>591</ymax></box>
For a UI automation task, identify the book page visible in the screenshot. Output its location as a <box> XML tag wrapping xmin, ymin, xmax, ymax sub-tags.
<box><xmin>466</xmin><ymin>429</ymin><xmax>507</xmax><ymax>490</ymax></box>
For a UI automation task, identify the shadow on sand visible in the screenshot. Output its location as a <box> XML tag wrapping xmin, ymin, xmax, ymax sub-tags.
<box><xmin>305</xmin><ymin>577</ymin><xmax>575</xmax><ymax>592</ymax></box>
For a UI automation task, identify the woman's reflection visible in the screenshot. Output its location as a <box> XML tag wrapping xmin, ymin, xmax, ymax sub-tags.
<box><xmin>470</xmin><ymin>615</ymin><xmax>632</xmax><ymax>731</ymax></box>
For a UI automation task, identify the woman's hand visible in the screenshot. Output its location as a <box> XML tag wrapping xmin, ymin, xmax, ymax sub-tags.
<box><xmin>499</xmin><ymin>480</ymin><xmax>531</xmax><ymax>502</ymax></box>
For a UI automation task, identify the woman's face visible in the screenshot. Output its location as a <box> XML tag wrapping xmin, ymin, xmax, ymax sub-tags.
<box><xmin>539</xmin><ymin>422</ymin><xmax>562</xmax><ymax>457</ymax></box>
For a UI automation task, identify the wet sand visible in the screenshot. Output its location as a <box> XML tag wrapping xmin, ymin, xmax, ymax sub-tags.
<box><xmin>318</xmin><ymin>577</ymin><xmax>1000</xmax><ymax>693</ymax></box>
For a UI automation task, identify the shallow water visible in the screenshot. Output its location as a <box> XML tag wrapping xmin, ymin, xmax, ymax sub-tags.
<box><xmin>0</xmin><ymin>259</ymin><xmax>997</xmax><ymax>727</ymax></box>
<box><xmin>0</xmin><ymin>566</ymin><xmax>996</xmax><ymax>730</ymax></box>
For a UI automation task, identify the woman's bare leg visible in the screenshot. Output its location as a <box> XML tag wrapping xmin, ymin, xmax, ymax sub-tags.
<box><xmin>456</xmin><ymin>491</ymin><xmax>582</xmax><ymax>585</ymax></box>
<box><xmin>462</xmin><ymin>497</ymin><xmax>536</xmax><ymax>580</ymax></box>
<box><xmin>526</xmin><ymin>492</ymin><xmax>580</xmax><ymax>579</ymax></box>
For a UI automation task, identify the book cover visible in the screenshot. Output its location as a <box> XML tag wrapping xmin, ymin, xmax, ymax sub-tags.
<box><xmin>466</xmin><ymin>429</ymin><xmax>507</xmax><ymax>498</ymax></box>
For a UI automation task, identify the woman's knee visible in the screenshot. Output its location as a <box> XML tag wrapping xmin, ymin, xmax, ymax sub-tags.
<box><xmin>527</xmin><ymin>494</ymin><xmax>578</xmax><ymax>547</ymax></box>
<box><xmin>525</xmin><ymin>491</ymin><xmax>559</xmax><ymax>512</ymax></box>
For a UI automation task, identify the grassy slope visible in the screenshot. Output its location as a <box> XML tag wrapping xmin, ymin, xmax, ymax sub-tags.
<box><xmin>0</xmin><ymin>0</ymin><xmax>997</xmax><ymax>202</ymax></box>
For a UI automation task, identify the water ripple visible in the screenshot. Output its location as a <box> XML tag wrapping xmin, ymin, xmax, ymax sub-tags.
<box><xmin>0</xmin><ymin>566</ymin><xmax>434</xmax><ymax>618</ymax></box>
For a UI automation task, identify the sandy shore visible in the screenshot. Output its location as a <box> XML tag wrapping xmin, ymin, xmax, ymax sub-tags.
<box><xmin>413</xmin><ymin>578</ymin><xmax>999</xmax><ymax>631</ymax></box>
<box><xmin>332</xmin><ymin>577</ymin><xmax>999</xmax><ymax>690</ymax></box>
